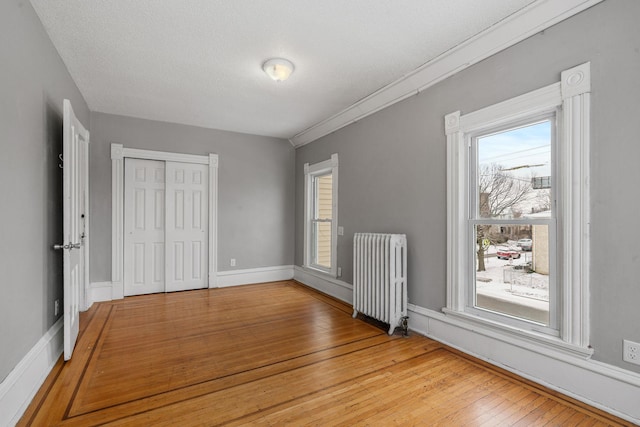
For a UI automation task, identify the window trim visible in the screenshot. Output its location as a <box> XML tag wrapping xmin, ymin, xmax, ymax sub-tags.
<box><xmin>303</xmin><ymin>154</ymin><xmax>339</xmax><ymax>277</ymax></box>
<box><xmin>445</xmin><ymin>62</ymin><xmax>591</xmax><ymax>350</ymax></box>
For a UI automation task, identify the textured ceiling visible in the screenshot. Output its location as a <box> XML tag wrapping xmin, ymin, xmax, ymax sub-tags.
<box><xmin>29</xmin><ymin>0</ymin><xmax>537</xmax><ymax>139</ymax></box>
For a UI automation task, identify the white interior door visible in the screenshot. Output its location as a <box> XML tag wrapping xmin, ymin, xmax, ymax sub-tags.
<box><xmin>124</xmin><ymin>159</ymin><xmax>166</xmax><ymax>296</ymax></box>
<box><xmin>165</xmin><ymin>162</ymin><xmax>209</xmax><ymax>292</ymax></box>
<box><xmin>60</xmin><ymin>99</ymin><xmax>89</xmax><ymax>361</ymax></box>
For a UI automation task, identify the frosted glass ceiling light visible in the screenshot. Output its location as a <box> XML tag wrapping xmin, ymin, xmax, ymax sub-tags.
<box><xmin>263</xmin><ymin>58</ymin><xmax>294</xmax><ymax>82</ymax></box>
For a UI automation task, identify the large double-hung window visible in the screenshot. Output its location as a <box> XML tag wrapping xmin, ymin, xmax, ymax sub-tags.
<box><xmin>304</xmin><ymin>154</ymin><xmax>338</xmax><ymax>276</ymax></box>
<box><xmin>445</xmin><ymin>63</ymin><xmax>591</xmax><ymax>352</ymax></box>
<box><xmin>470</xmin><ymin>117</ymin><xmax>558</xmax><ymax>333</ymax></box>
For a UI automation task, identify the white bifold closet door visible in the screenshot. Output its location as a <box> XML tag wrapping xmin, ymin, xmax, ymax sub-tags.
<box><xmin>124</xmin><ymin>159</ymin><xmax>165</xmax><ymax>296</ymax></box>
<box><xmin>124</xmin><ymin>158</ymin><xmax>208</xmax><ymax>296</ymax></box>
<box><xmin>165</xmin><ymin>161</ymin><xmax>209</xmax><ymax>292</ymax></box>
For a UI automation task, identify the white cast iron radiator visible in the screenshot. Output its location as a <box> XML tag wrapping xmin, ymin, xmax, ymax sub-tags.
<box><xmin>352</xmin><ymin>233</ymin><xmax>408</xmax><ymax>335</ymax></box>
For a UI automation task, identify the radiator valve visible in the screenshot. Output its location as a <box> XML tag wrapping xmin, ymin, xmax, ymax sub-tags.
<box><xmin>401</xmin><ymin>316</ymin><xmax>409</xmax><ymax>337</ymax></box>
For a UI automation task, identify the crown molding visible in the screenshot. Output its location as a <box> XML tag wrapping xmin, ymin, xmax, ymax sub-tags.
<box><xmin>289</xmin><ymin>0</ymin><xmax>603</xmax><ymax>148</ymax></box>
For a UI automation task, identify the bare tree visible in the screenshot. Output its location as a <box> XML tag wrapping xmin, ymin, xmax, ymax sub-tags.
<box><xmin>476</xmin><ymin>163</ymin><xmax>532</xmax><ymax>271</ymax></box>
<box><xmin>478</xmin><ymin>164</ymin><xmax>532</xmax><ymax>217</ymax></box>
<box><xmin>532</xmin><ymin>189</ymin><xmax>551</xmax><ymax>213</ymax></box>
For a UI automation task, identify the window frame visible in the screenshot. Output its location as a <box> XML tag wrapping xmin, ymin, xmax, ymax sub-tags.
<box><xmin>303</xmin><ymin>154</ymin><xmax>339</xmax><ymax>277</ymax></box>
<box><xmin>444</xmin><ymin>63</ymin><xmax>591</xmax><ymax>352</ymax></box>
<box><xmin>467</xmin><ymin>116</ymin><xmax>558</xmax><ymax>335</ymax></box>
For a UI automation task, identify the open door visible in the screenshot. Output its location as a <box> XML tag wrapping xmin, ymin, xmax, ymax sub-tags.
<box><xmin>54</xmin><ymin>99</ymin><xmax>89</xmax><ymax>361</ymax></box>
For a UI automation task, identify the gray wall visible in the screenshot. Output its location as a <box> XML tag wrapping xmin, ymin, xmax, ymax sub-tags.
<box><xmin>295</xmin><ymin>0</ymin><xmax>640</xmax><ymax>372</ymax></box>
<box><xmin>0</xmin><ymin>0</ymin><xmax>90</xmax><ymax>380</ymax></box>
<box><xmin>89</xmin><ymin>112</ymin><xmax>295</xmax><ymax>283</ymax></box>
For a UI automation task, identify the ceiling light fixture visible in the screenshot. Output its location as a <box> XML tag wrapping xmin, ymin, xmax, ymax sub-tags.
<box><xmin>262</xmin><ymin>58</ymin><xmax>294</xmax><ymax>82</ymax></box>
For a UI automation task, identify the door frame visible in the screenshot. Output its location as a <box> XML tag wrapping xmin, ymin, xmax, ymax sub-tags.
<box><xmin>111</xmin><ymin>143</ymin><xmax>218</xmax><ymax>299</ymax></box>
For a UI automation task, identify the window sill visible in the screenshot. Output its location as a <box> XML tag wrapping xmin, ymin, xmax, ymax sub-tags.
<box><xmin>441</xmin><ymin>308</ymin><xmax>594</xmax><ymax>360</ymax></box>
<box><xmin>302</xmin><ymin>265</ymin><xmax>337</xmax><ymax>280</ymax></box>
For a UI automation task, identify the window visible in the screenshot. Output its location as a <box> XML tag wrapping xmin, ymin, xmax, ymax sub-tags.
<box><xmin>304</xmin><ymin>154</ymin><xmax>338</xmax><ymax>276</ymax></box>
<box><xmin>470</xmin><ymin>118</ymin><xmax>556</xmax><ymax>333</ymax></box>
<box><xmin>445</xmin><ymin>63</ymin><xmax>591</xmax><ymax>351</ymax></box>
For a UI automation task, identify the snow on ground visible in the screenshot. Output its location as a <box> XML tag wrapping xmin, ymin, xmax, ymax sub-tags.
<box><xmin>476</xmin><ymin>249</ymin><xmax>549</xmax><ymax>302</ymax></box>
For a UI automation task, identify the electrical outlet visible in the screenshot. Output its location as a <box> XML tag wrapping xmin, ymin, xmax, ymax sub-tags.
<box><xmin>623</xmin><ymin>340</ymin><xmax>640</xmax><ymax>365</ymax></box>
<box><xmin>337</xmin><ymin>267</ymin><xmax>342</xmax><ymax>277</ymax></box>
<box><xmin>54</xmin><ymin>300</ymin><xmax>60</xmax><ymax>316</ymax></box>
<box><xmin>230</xmin><ymin>258</ymin><xmax>236</xmax><ymax>267</ymax></box>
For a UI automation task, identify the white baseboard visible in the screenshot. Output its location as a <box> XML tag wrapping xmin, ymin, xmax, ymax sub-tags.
<box><xmin>89</xmin><ymin>281</ymin><xmax>114</xmax><ymax>306</ymax></box>
<box><xmin>90</xmin><ymin>266</ymin><xmax>294</xmax><ymax>304</ymax></box>
<box><xmin>217</xmin><ymin>265</ymin><xmax>294</xmax><ymax>288</ymax></box>
<box><xmin>293</xmin><ymin>265</ymin><xmax>353</xmax><ymax>303</ymax></box>
<box><xmin>0</xmin><ymin>318</ymin><xmax>63</xmax><ymax>427</ymax></box>
<box><xmin>407</xmin><ymin>304</ymin><xmax>640</xmax><ymax>425</ymax></box>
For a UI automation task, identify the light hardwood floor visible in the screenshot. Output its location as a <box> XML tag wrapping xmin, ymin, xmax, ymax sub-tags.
<box><xmin>19</xmin><ymin>281</ymin><xmax>632</xmax><ymax>426</ymax></box>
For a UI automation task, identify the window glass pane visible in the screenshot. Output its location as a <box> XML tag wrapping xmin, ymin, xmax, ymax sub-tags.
<box><xmin>312</xmin><ymin>221</ymin><xmax>332</xmax><ymax>268</ymax></box>
<box><xmin>476</xmin><ymin>121</ymin><xmax>552</xmax><ymax>219</ymax></box>
<box><xmin>314</xmin><ymin>174</ymin><xmax>333</xmax><ymax>220</ymax></box>
<box><xmin>474</xmin><ymin>224</ymin><xmax>550</xmax><ymax>325</ymax></box>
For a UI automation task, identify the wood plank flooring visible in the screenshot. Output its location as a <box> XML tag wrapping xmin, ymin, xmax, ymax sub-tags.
<box><xmin>19</xmin><ymin>281</ymin><xmax>632</xmax><ymax>426</ymax></box>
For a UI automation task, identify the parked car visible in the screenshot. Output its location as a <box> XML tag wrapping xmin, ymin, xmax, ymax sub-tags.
<box><xmin>517</xmin><ymin>238</ymin><xmax>533</xmax><ymax>251</ymax></box>
<box><xmin>496</xmin><ymin>247</ymin><xmax>521</xmax><ymax>260</ymax></box>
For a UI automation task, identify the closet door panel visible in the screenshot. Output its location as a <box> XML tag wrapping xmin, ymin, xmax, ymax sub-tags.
<box><xmin>124</xmin><ymin>159</ymin><xmax>165</xmax><ymax>296</ymax></box>
<box><xmin>165</xmin><ymin>162</ymin><xmax>209</xmax><ymax>292</ymax></box>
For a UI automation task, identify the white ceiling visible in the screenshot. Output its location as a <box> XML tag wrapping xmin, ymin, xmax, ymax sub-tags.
<box><xmin>31</xmin><ymin>0</ymin><xmax>545</xmax><ymax>141</ymax></box>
